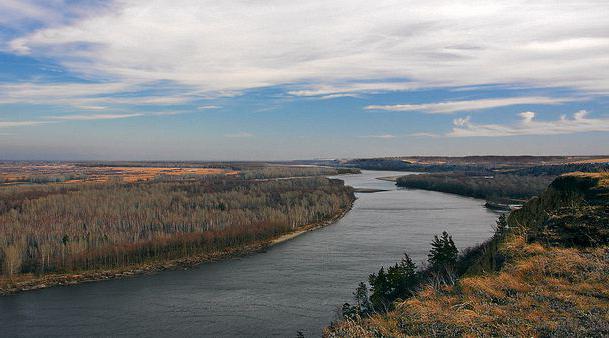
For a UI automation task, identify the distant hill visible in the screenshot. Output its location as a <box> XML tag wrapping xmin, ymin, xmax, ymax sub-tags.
<box><xmin>298</xmin><ymin>155</ymin><xmax>609</xmax><ymax>175</ymax></box>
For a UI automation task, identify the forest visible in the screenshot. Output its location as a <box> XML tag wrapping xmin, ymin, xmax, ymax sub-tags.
<box><xmin>396</xmin><ymin>173</ymin><xmax>554</xmax><ymax>202</ymax></box>
<box><xmin>0</xmin><ymin>174</ymin><xmax>354</xmax><ymax>278</ymax></box>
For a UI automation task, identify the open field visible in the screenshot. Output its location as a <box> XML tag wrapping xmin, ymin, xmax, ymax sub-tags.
<box><xmin>0</xmin><ymin>162</ymin><xmax>237</xmax><ymax>185</ymax></box>
<box><xmin>567</xmin><ymin>157</ymin><xmax>609</xmax><ymax>164</ymax></box>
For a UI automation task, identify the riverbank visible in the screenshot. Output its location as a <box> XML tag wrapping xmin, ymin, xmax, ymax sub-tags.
<box><xmin>375</xmin><ymin>176</ymin><xmax>401</xmax><ymax>182</ymax></box>
<box><xmin>0</xmin><ymin>198</ymin><xmax>355</xmax><ymax>296</ymax></box>
<box><xmin>352</xmin><ymin>188</ymin><xmax>390</xmax><ymax>193</ymax></box>
<box><xmin>325</xmin><ymin>173</ymin><xmax>609</xmax><ymax>336</ymax></box>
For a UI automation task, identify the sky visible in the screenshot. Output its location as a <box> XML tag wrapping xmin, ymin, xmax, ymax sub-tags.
<box><xmin>1</xmin><ymin>0</ymin><xmax>609</xmax><ymax>160</ymax></box>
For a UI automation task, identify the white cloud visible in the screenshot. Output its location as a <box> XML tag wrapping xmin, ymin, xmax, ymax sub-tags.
<box><xmin>224</xmin><ymin>132</ymin><xmax>253</xmax><ymax>138</ymax></box>
<box><xmin>288</xmin><ymin>82</ymin><xmax>423</xmax><ymax>97</ymax></box>
<box><xmin>453</xmin><ymin>116</ymin><xmax>471</xmax><ymax>127</ymax></box>
<box><xmin>365</xmin><ymin>96</ymin><xmax>579</xmax><ymax>114</ymax></box>
<box><xmin>7</xmin><ymin>1</ymin><xmax>609</xmax><ymax>95</ymax></box>
<box><xmin>0</xmin><ymin>111</ymin><xmax>181</xmax><ymax>128</ymax></box>
<box><xmin>198</xmin><ymin>105</ymin><xmax>221</xmax><ymax>110</ymax></box>
<box><xmin>359</xmin><ymin>134</ymin><xmax>396</xmax><ymax>139</ymax></box>
<box><xmin>50</xmin><ymin>113</ymin><xmax>144</xmax><ymax>121</ymax></box>
<box><xmin>76</xmin><ymin>105</ymin><xmax>107</xmax><ymax>110</ymax></box>
<box><xmin>318</xmin><ymin>93</ymin><xmax>360</xmax><ymax>100</ymax></box>
<box><xmin>0</xmin><ymin>82</ymin><xmax>199</xmax><ymax>108</ymax></box>
<box><xmin>449</xmin><ymin>110</ymin><xmax>609</xmax><ymax>137</ymax></box>
<box><xmin>0</xmin><ymin>82</ymin><xmax>130</xmax><ymax>101</ymax></box>
<box><xmin>0</xmin><ymin>120</ymin><xmax>49</xmax><ymax>128</ymax></box>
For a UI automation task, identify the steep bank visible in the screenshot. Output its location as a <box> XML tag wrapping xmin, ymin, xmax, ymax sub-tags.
<box><xmin>326</xmin><ymin>173</ymin><xmax>609</xmax><ymax>337</ymax></box>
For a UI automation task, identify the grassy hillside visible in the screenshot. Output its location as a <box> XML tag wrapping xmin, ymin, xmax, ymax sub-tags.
<box><xmin>326</xmin><ymin>173</ymin><xmax>609</xmax><ymax>337</ymax></box>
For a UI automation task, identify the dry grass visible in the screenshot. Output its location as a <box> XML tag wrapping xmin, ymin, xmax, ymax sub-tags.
<box><xmin>0</xmin><ymin>163</ymin><xmax>237</xmax><ymax>185</ymax></box>
<box><xmin>568</xmin><ymin>158</ymin><xmax>609</xmax><ymax>164</ymax></box>
<box><xmin>326</xmin><ymin>235</ymin><xmax>609</xmax><ymax>337</ymax></box>
<box><xmin>87</xmin><ymin>167</ymin><xmax>237</xmax><ymax>183</ymax></box>
<box><xmin>565</xmin><ymin>172</ymin><xmax>609</xmax><ymax>182</ymax></box>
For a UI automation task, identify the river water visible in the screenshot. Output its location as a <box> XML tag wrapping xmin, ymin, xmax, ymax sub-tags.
<box><xmin>0</xmin><ymin>171</ymin><xmax>499</xmax><ymax>337</ymax></box>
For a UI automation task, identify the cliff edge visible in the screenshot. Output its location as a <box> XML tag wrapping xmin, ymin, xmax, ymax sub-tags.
<box><xmin>326</xmin><ymin>173</ymin><xmax>609</xmax><ymax>337</ymax></box>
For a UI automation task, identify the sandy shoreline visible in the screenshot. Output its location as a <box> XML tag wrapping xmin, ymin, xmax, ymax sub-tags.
<box><xmin>0</xmin><ymin>199</ymin><xmax>355</xmax><ymax>296</ymax></box>
<box><xmin>375</xmin><ymin>176</ymin><xmax>402</xmax><ymax>182</ymax></box>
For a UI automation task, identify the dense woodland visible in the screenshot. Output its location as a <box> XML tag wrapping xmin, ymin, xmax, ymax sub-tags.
<box><xmin>396</xmin><ymin>173</ymin><xmax>554</xmax><ymax>202</ymax></box>
<box><xmin>507</xmin><ymin>162</ymin><xmax>609</xmax><ymax>176</ymax></box>
<box><xmin>0</xmin><ymin>175</ymin><xmax>354</xmax><ymax>277</ymax></box>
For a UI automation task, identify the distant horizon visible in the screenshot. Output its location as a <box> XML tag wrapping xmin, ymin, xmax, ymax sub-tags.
<box><xmin>2</xmin><ymin>154</ymin><xmax>609</xmax><ymax>163</ymax></box>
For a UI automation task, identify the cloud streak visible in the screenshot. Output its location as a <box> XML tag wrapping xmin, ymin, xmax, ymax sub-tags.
<box><xmin>50</xmin><ymin>113</ymin><xmax>145</xmax><ymax>121</ymax></box>
<box><xmin>0</xmin><ymin>120</ymin><xmax>49</xmax><ymax>128</ymax></box>
<box><xmin>359</xmin><ymin>134</ymin><xmax>396</xmax><ymax>139</ymax></box>
<box><xmin>198</xmin><ymin>105</ymin><xmax>221</xmax><ymax>110</ymax></box>
<box><xmin>0</xmin><ymin>110</ymin><xmax>190</xmax><ymax>129</ymax></box>
<box><xmin>365</xmin><ymin>96</ymin><xmax>579</xmax><ymax>114</ymax></box>
<box><xmin>288</xmin><ymin>82</ymin><xmax>424</xmax><ymax>97</ymax></box>
<box><xmin>7</xmin><ymin>1</ymin><xmax>609</xmax><ymax>95</ymax></box>
<box><xmin>0</xmin><ymin>82</ymin><xmax>206</xmax><ymax>111</ymax></box>
<box><xmin>449</xmin><ymin>110</ymin><xmax>609</xmax><ymax>137</ymax></box>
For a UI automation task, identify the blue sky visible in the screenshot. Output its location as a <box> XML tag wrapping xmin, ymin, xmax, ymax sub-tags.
<box><xmin>1</xmin><ymin>0</ymin><xmax>609</xmax><ymax>160</ymax></box>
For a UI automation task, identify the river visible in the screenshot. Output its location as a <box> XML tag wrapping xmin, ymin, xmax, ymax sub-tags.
<box><xmin>0</xmin><ymin>170</ymin><xmax>499</xmax><ymax>337</ymax></box>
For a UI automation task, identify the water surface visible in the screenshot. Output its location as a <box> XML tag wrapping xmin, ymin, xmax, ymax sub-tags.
<box><xmin>0</xmin><ymin>171</ymin><xmax>498</xmax><ymax>337</ymax></box>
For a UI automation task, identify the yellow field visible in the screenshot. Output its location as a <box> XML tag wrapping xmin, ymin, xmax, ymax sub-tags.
<box><xmin>0</xmin><ymin>163</ymin><xmax>238</xmax><ymax>185</ymax></box>
<box><xmin>567</xmin><ymin>158</ymin><xmax>609</xmax><ymax>164</ymax></box>
<box><xmin>84</xmin><ymin>167</ymin><xmax>238</xmax><ymax>183</ymax></box>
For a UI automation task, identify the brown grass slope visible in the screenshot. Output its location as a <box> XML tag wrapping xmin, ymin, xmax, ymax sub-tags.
<box><xmin>326</xmin><ymin>173</ymin><xmax>609</xmax><ymax>337</ymax></box>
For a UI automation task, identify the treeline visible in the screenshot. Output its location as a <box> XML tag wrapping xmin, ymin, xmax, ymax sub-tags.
<box><xmin>342</xmin><ymin>158</ymin><xmax>492</xmax><ymax>173</ymax></box>
<box><xmin>396</xmin><ymin>173</ymin><xmax>554</xmax><ymax>202</ymax></box>
<box><xmin>239</xmin><ymin>166</ymin><xmax>359</xmax><ymax>179</ymax></box>
<box><xmin>0</xmin><ymin>176</ymin><xmax>354</xmax><ymax>277</ymax></box>
<box><xmin>339</xmin><ymin>219</ymin><xmax>507</xmax><ymax>320</ymax></box>
<box><xmin>508</xmin><ymin>162</ymin><xmax>609</xmax><ymax>176</ymax></box>
<box><xmin>1</xmin><ymin>173</ymin><xmax>88</xmax><ymax>184</ymax></box>
<box><xmin>329</xmin><ymin>157</ymin><xmax>609</xmax><ymax>176</ymax></box>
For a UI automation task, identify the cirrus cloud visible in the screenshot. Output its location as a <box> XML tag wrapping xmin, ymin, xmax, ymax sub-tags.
<box><xmin>0</xmin><ymin>120</ymin><xmax>49</xmax><ymax>128</ymax></box>
<box><xmin>50</xmin><ymin>113</ymin><xmax>145</xmax><ymax>121</ymax></box>
<box><xmin>365</xmin><ymin>96</ymin><xmax>581</xmax><ymax>114</ymax></box>
<box><xmin>6</xmin><ymin>0</ymin><xmax>609</xmax><ymax>95</ymax></box>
